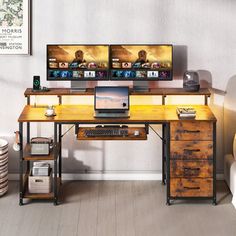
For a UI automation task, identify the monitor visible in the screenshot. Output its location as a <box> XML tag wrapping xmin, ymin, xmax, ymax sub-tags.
<box><xmin>95</xmin><ymin>86</ymin><xmax>129</xmax><ymax>112</ymax></box>
<box><xmin>110</xmin><ymin>44</ymin><xmax>173</xmax><ymax>81</ymax></box>
<box><xmin>47</xmin><ymin>45</ymin><xmax>109</xmax><ymax>81</ymax></box>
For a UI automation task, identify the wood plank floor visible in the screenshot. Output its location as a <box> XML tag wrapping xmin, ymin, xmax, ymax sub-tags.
<box><xmin>0</xmin><ymin>181</ymin><xmax>236</xmax><ymax>236</ymax></box>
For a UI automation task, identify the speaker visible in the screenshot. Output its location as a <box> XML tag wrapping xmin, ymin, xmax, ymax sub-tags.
<box><xmin>33</xmin><ymin>76</ymin><xmax>40</xmax><ymax>90</ymax></box>
<box><xmin>183</xmin><ymin>71</ymin><xmax>200</xmax><ymax>92</ymax></box>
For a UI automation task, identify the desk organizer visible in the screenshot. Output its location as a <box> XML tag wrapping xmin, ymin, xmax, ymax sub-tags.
<box><xmin>0</xmin><ymin>139</ymin><xmax>8</xmax><ymax>197</ymax></box>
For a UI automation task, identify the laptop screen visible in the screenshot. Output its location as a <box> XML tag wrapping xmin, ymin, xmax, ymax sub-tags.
<box><xmin>95</xmin><ymin>86</ymin><xmax>129</xmax><ymax>111</ymax></box>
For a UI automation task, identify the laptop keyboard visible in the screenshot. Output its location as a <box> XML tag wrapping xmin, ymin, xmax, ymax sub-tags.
<box><xmin>85</xmin><ymin>128</ymin><xmax>128</xmax><ymax>137</ymax></box>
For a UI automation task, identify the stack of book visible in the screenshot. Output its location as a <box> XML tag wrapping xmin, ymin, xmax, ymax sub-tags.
<box><xmin>176</xmin><ymin>107</ymin><xmax>196</xmax><ymax>119</ymax></box>
<box><xmin>32</xmin><ymin>162</ymin><xmax>50</xmax><ymax>176</ymax></box>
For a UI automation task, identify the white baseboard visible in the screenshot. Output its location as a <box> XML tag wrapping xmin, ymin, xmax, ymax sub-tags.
<box><xmin>61</xmin><ymin>172</ymin><xmax>163</xmax><ymax>181</ymax></box>
<box><xmin>8</xmin><ymin>172</ymin><xmax>225</xmax><ymax>181</ymax></box>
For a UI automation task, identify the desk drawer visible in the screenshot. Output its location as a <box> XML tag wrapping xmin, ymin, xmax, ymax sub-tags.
<box><xmin>171</xmin><ymin>121</ymin><xmax>213</xmax><ymax>141</ymax></box>
<box><xmin>170</xmin><ymin>178</ymin><xmax>213</xmax><ymax>197</ymax></box>
<box><xmin>170</xmin><ymin>160</ymin><xmax>213</xmax><ymax>178</ymax></box>
<box><xmin>170</xmin><ymin>141</ymin><xmax>213</xmax><ymax>160</ymax></box>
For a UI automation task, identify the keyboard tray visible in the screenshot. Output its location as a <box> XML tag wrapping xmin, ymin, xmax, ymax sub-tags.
<box><xmin>77</xmin><ymin>127</ymin><xmax>147</xmax><ymax>140</ymax></box>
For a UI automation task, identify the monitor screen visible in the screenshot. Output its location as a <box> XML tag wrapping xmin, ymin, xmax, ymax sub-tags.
<box><xmin>47</xmin><ymin>45</ymin><xmax>109</xmax><ymax>80</ymax></box>
<box><xmin>95</xmin><ymin>86</ymin><xmax>129</xmax><ymax>111</ymax></box>
<box><xmin>110</xmin><ymin>44</ymin><xmax>173</xmax><ymax>80</ymax></box>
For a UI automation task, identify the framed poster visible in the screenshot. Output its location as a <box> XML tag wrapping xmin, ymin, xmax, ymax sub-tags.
<box><xmin>0</xmin><ymin>0</ymin><xmax>31</xmax><ymax>55</ymax></box>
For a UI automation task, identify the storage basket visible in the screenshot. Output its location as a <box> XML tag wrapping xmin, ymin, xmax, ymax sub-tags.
<box><xmin>28</xmin><ymin>168</ymin><xmax>52</xmax><ymax>194</ymax></box>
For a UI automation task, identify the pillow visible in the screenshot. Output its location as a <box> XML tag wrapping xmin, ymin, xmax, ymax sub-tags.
<box><xmin>233</xmin><ymin>134</ymin><xmax>236</xmax><ymax>160</ymax></box>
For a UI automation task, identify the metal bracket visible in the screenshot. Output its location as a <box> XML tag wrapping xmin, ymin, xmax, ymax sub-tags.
<box><xmin>145</xmin><ymin>124</ymin><xmax>149</xmax><ymax>134</ymax></box>
<box><xmin>75</xmin><ymin>124</ymin><xmax>79</xmax><ymax>135</ymax></box>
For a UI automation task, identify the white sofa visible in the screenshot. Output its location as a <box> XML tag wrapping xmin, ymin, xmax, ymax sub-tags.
<box><xmin>224</xmin><ymin>154</ymin><xmax>236</xmax><ymax>207</ymax></box>
<box><xmin>223</xmin><ymin>76</ymin><xmax>236</xmax><ymax>207</ymax></box>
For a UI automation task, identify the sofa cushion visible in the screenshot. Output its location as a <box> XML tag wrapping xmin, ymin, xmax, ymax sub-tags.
<box><xmin>234</xmin><ymin>134</ymin><xmax>236</xmax><ymax>160</ymax></box>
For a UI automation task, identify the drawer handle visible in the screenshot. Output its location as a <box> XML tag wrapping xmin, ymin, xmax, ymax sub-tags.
<box><xmin>183</xmin><ymin>186</ymin><xmax>200</xmax><ymax>190</ymax></box>
<box><xmin>183</xmin><ymin>167</ymin><xmax>200</xmax><ymax>176</ymax></box>
<box><xmin>183</xmin><ymin>130</ymin><xmax>200</xmax><ymax>133</ymax></box>
<box><xmin>183</xmin><ymin>167</ymin><xmax>200</xmax><ymax>171</ymax></box>
<box><xmin>183</xmin><ymin>149</ymin><xmax>200</xmax><ymax>153</ymax></box>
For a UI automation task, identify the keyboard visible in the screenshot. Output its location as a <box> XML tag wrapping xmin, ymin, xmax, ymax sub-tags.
<box><xmin>85</xmin><ymin>128</ymin><xmax>128</xmax><ymax>137</ymax></box>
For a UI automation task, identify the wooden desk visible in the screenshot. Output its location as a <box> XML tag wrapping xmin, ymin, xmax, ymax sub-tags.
<box><xmin>18</xmin><ymin>105</ymin><xmax>217</xmax><ymax>205</ymax></box>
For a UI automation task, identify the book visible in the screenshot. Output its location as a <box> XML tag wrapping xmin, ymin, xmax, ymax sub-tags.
<box><xmin>33</xmin><ymin>162</ymin><xmax>50</xmax><ymax>168</ymax></box>
<box><xmin>32</xmin><ymin>162</ymin><xmax>50</xmax><ymax>176</ymax></box>
<box><xmin>177</xmin><ymin>107</ymin><xmax>196</xmax><ymax>119</ymax></box>
<box><xmin>178</xmin><ymin>113</ymin><xmax>196</xmax><ymax>118</ymax></box>
<box><xmin>176</xmin><ymin>107</ymin><xmax>196</xmax><ymax>114</ymax></box>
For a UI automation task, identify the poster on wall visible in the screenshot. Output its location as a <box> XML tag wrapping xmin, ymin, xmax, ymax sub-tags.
<box><xmin>0</xmin><ymin>0</ymin><xmax>30</xmax><ymax>55</ymax></box>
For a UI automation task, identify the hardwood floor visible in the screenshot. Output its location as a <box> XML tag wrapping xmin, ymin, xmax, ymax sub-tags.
<box><xmin>0</xmin><ymin>181</ymin><xmax>236</xmax><ymax>236</ymax></box>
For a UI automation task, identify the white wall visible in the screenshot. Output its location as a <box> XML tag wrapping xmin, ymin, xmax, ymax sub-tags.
<box><xmin>0</xmin><ymin>0</ymin><xmax>234</xmax><ymax>176</ymax></box>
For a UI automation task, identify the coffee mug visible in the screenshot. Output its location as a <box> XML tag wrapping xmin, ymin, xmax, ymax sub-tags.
<box><xmin>46</xmin><ymin>106</ymin><xmax>55</xmax><ymax>116</ymax></box>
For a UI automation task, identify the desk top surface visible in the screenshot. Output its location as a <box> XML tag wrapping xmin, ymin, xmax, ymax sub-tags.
<box><xmin>18</xmin><ymin>105</ymin><xmax>216</xmax><ymax>123</ymax></box>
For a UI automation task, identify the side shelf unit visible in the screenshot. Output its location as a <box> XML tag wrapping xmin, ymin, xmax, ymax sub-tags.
<box><xmin>19</xmin><ymin>123</ymin><xmax>62</xmax><ymax>205</ymax></box>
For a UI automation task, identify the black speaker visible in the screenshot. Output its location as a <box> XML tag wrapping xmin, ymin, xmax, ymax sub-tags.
<box><xmin>183</xmin><ymin>71</ymin><xmax>200</xmax><ymax>92</ymax></box>
<box><xmin>33</xmin><ymin>76</ymin><xmax>40</xmax><ymax>90</ymax></box>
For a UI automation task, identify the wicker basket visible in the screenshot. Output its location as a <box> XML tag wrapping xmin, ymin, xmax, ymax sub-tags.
<box><xmin>0</xmin><ymin>139</ymin><xmax>8</xmax><ymax>197</ymax></box>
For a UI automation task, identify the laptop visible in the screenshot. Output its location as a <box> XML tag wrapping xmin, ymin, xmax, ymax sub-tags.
<box><xmin>94</xmin><ymin>86</ymin><xmax>130</xmax><ymax>118</ymax></box>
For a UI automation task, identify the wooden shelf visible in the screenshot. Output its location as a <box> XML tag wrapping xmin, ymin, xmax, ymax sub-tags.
<box><xmin>23</xmin><ymin>143</ymin><xmax>60</xmax><ymax>161</ymax></box>
<box><xmin>24</xmin><ymin>88</ymin><xmax>211</xmax><ymax>97</ymax></box>
<box><xmin>131</xmin><ymin>88</ymin><xmax>211</xmax><ymax>96</ymax></box>
<box><xmin>24</xmin><ymin>88</ymin><xmax>94</xmax><ymax>96</ymax></box>
<box><xmin>77</xmin><ymin>127</ymin><xmax>147</xmax><ymax>140</ymax></box>
<box><xmin>24</xmin><ymin>191</ymin><xmax>54</xmax><ymax>199</ymax></box>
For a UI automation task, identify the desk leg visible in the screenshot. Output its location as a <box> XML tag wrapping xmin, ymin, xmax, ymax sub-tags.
<box><xmin>213</xmin><ymin>122</ymin><xmax>217</xmax><ymax>205</ymax></box>
<box><xmin>59</xmin><ymin>124</ymin><xmax>62</xmax><ymax>184</ymax></box>
<box><xmin>165</xmin><ymin>123</ymin><xmax>171</xmax><ymax>205</ymax></box>
<box><xmin>26</xmin><ymin>122</ymin><xmax>30</xmax><ymax>174</ymax></box>
<box><xmin>19</xmin><ymin>122</ymin><xmax>23</xmax><ymax>206</ymax></box>
<box><xmin>205</xmin><ymin>95</ymin><xmax>209</xmax><ymax>105</ymax></box>
<box><xmin>145</xmin><ymin>124</ymin><xmax>149</xmax><ymax>134</ymax></box>
<box><xmin>162</xmin><ymin>124</ymin><xmax>166</xmax><ymax>185</ymax></box>
<box><xmin>27</xmin><ymin>123</ymin><xmax>30</xmax><ymax>143</ymax></box>
<box><xmin>26</xmin><ymin>97</ymin><xmax>30</xmax><ymax>175</ymax></box>
<box><xmin>54</xmin><ymin>123</ymin><xmax>58</xmax><ymax>205</ymax></box>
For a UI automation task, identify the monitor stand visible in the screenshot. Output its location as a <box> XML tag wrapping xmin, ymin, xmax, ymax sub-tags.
<box><xmin>133</xmin><ymin>81</ymin><xmax>149</xmax><ymax>92</ymax></box>
<box><xmin>70</xmin><ymin>81</ymin><xmax>87</xmax><ymax>92</ymax></box>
